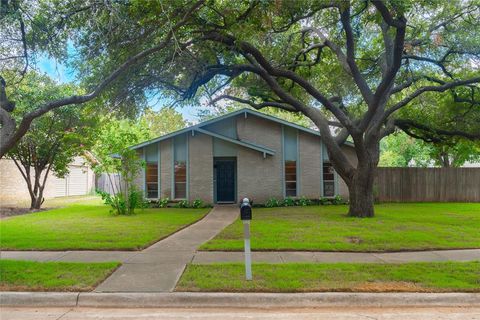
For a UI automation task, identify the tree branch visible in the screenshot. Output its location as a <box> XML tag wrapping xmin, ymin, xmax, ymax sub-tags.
<box><xmin>395</xmin><ymin>119</ymin><xmax>480</xmax><ymax>142</ymax></box>
<box><xmin>385</xmin><ymin>77</ymin><xmax>480</xmax><ymax>119</ymax></box>
<box><xmin>0</xmin><ymin>0</ymin><xmax>206</xmax><ymax>158</ymax></box>
<box><xmin>209</xmin><ymin>94</ymin><xmax>297</xmax><ymax>112</ymax></box>
<box><xmin>202</xmin><ymin>31</ymin><xmax>357</xmax><ymax>132</ymax></box>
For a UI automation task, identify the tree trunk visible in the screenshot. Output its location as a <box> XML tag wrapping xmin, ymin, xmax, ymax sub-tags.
<box><xmin>347</xmin><ymin>156</ymin><xmax>377</xmax><ymax>218</ymax></box>
<box><xmin>348</xmin><ymin>178</ymin><xmax>375</xmax><ymax>217</ymax></box>
<box><xmin>30</xmin><ymin>195</ymin><xmax>43</xmax><ymax>210</ymax></box>
<box><xmin>29</xmin><ymin>175</ymin><xmax>46</xmax><ymax>210</ymax></box>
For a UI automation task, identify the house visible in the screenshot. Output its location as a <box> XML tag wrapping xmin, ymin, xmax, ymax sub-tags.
<box><xmin>0</xmin><ymin>156</ymin><xmax>95</xmax><ymax>206</ymax></box>
<box><xmin>131</xmin><ymin>108</ymin><xmax>357</xmax><ymax>204</ymax></box>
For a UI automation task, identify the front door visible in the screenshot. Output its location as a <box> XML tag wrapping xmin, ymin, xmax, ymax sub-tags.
<box><xmin>214</xmin><ymin>158</ymin><xmax>236</xmax><ymax>203</ymax></box>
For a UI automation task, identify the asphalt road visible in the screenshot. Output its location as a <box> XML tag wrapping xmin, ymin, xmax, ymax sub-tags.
<box><xmin>2</xmin><ymin>307</ymin><xmax>480</xmax><ymax>320</ymax></box>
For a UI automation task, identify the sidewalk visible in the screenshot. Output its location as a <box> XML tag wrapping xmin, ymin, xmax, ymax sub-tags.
<box><xmin>95</xmin><ymin>205</ymin><xmax>239</xmax><ymax>292</ymax></box>
<box><xmin>2</xmin><ymin>249</ymin><xmax>480</xmax><ymax>265</ymax></box>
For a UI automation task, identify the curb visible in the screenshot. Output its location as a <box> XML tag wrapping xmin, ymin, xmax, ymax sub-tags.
<box><xmin>0</xmin><ymin>292</ymin><xmax>79</xmax><ymax>307</ymax></box>
<box><xmin>1</xmin><ymin>292</ymin><xmax>479</xmax><ymax>308</ymax></box>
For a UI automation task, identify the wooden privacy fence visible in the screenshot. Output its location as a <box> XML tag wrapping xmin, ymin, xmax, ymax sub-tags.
<box><xmin>375</xmin><ymin>167</ymin><xmax>480</xmax><ymax>202</ymax></box>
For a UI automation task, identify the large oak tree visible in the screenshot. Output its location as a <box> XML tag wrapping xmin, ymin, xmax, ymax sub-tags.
<box><xmin>156</xmin><ymin>0</ymin><xmax>480</xmax><ymax>217</ymax></box>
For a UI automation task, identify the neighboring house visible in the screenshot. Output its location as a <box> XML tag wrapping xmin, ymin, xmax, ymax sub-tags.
<box><xmin>0</xmin><ymin>156</ymin><xmax>95</xmax><ymax>206</ymax></box>
<box><xmin>131</xmin><ymin>108</ymin><xmax>357</xmax><ymax>204</ymax></box>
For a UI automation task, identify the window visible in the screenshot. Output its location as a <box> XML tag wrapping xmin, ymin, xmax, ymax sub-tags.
<box><xmin>174</xmin><ymin>134</ymin><xmax>187</xmax><ymax>199</ymax></box>
<box><xmin>145</xmin><ymin>144</ymin><xmax>159</xmax><ymax>198</ymax></box>
<box><xmin>146</xmin><ymin>163</ymin><xmax>158</xmax><ymax>198</ymax></box>
<box><xmin>283</xmin><ymin>127</ymin><xmax>297</xmax><ymax>197</ymax></box>
<box><xmin>174</xmin><ymin>161</ymin><xmax>186</xmax><ymax>198</ymax></box>
<box><xmin>285</xmin><ymin>160</ymin><xmax>297</xmax><ymax>197</ymax></box>
<box><xmin>323</xmin><ymin>162</ymin><xmax>335</xmax><ymax>197</ymax></box>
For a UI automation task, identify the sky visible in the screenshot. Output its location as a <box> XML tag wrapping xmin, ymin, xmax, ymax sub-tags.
<box><xmin>37</xmin><ymin>56</ymin><xmax>200</xmax><ymax>122</ymax></box>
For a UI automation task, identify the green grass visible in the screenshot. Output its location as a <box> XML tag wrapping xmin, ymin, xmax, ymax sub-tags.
<box><xmin>177</xmin><ymin>261</ymin><xmax>480</xmax><ymax>293</ymax></box>
<box><xmin>200</xmin><ymin>203</ymin><xmax>480</xmax><ymax>252</ymax></box>
<box><xmin>0</xmin><ymin>200</ymin><xmax>210</xmax><ymax>250</ymax></box>
<box><xmin>0</xmin><ymin>259</ymin><xmax>120</xmax><ymax>291</ymax></box>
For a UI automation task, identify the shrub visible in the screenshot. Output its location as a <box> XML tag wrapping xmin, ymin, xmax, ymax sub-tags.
<box><xmin>265</xmin><ymin>197</ymin><xmax>280</xmax><ymax>208</ymax></box>
<box><xmin>282</xmin><ymin>197</ymin><xmax>295</xmax><ymax>206</ymax></box>
<box><xmin>296</xmin><ymin>196</ymin><xmax>312</xmax><ymax>206</ymax></box>
<box><xmin>332</xmin><ymin>195</ymin><xmax>345</xmax><ymax>205</ymax></box>
<box><xmin>158</xmin><ymin>198</ymin><xmax>169</xmax><ymax>208</ymax></box>
<box><xmin>175</xmin><ymin>200</ymin><xmax>190</xmax><ymax>208</ymax></box>
<box><xmin>319</xmin><ymin>197</ymin><xmax>332</xmax><ymax>205</ymax></box>
<box><xmin>97</xmin><ymin>189</ymin><xmax>144</xmax><ymax>215</ymax></box>
<box><xmin>191</xmin><ymin>199</ymin><xmax>204</xmax><ymax>208</ymax></box>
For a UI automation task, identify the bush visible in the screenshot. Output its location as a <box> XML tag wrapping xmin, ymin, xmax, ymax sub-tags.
<box><xmin>296</xmin><ymin>196</ymin><xmax>312</xmax><ymax>206</ymax></box>
<box><xmin>319</xmin><ymin>197</ymin><xmax>332</xmax><ymax>205</ymax></box>
<box><xmin>332</xmin><ymin>195</ymin><xmax>345</xmax><ymax>205</ymax></box>
<box><xmin>97</xmin><ymin>189</ymin><xmax>145</xmax><ymax>215</ymax></box>
<box><xmin>191</xmin><ymin>199</ymin><xmax>204</xmax><ymax>208</ymax></box>
<box><xmin>175</xmin><ymin>200</ymin><xmax>190</xmax><ymax>208</ymax></box>
<box><xmin>265</xmin><ymin>197</ymin><xmax>280</xmax><ymax>208</ymax></box>
<box><xmin>158</xmin><ymin>198</ymin><xmax>169</xmax><ymax>208</ymax></box>
<box><xmin>282</xmin><ymin>197</ymin><xmax>295</xmax><ymax>207</ymax></box>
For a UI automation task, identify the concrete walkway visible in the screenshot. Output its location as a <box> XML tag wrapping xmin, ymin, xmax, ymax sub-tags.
<box><xmin>94</xmin><ymin>205</ymin><xmax>238</xmax><ymax>292</ymax></box>
<box><xmin>193</xmin><ymin>249</ymin><xmax>480</xmax><ymax>264</ymax></box>
<box><xmin>2</xmin><ymin>248</ymin><xmax>479</xmax><ymax>265</ymax></box>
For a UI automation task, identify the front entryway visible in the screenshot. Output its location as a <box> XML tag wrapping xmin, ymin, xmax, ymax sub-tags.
<box><xmin>214</xmin><ymin>158</ymin><xmax>236</xmax><ymax>203</ymax></box>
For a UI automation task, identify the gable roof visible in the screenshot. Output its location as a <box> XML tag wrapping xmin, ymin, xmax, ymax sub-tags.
<box><xmin>130</xmin><ymin>108</ymin><xmax>353</xmax><ymax>151</ymax></box>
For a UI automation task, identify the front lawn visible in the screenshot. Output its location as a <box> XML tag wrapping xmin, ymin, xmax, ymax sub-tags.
<box><xmin>200</xmin><ymin>203</ymin><xmax>480</xmax><ymax>251</ymax></box>
<box><xmin>0</xmin><ymin>260</ymin><xmax>120</xmax><ymax>291</ymax></box>
<box><xmin>0</xmin><ymin>200</ymin><xmax>210</xmax><ymax>250</ymax></box>
<box><xmin>177</xmin><ymin>261</ymin><xmax>480</xmax><ymax>293</ymax></box>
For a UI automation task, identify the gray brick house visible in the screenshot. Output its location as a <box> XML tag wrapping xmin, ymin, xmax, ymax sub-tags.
<box><xmin>131</xmin><ymin>108</ymin><xmax>357</xmax><ymax>204</ymax></box>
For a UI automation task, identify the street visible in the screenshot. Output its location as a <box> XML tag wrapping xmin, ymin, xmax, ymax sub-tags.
<box><xmin>2</xmin><ymin>307</ymin><xmax>480</xmax><ymax>320</ymax></box>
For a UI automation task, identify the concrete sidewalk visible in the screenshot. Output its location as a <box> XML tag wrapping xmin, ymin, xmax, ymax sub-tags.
<box><xmin>94</xmin><ymin>205</ymin><xmax>239</xmax><ymax>292</ymax></box>
<box><xmin>193</xmin><ymin>249</ymin><xmax>480</xmax><ymax>264</ymax></box>
<box><xmin>2</xmin><ymin>249</ymin><xmax>480</xmax><ymax>264</ymax></box>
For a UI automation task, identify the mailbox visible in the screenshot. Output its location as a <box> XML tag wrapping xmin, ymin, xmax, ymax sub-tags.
<box><xmin>240</xmin><ymin>198</ymin><xmax>252</xmax><ymax>220</ymax></box>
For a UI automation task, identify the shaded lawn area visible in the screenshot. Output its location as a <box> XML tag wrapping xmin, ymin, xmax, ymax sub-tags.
<box><xmin>200</xmin><ymin>203</ymin><xmax>480</xmax><ymax>252</ymax></box>
<box><xmin>0</xmin><ymin>200</ymin><xmax>210</xmax><ymax>250</ymax></box>
<box><xmin>0</xmin><ymin>260</ymin><xmax>120</xmax><ymax>292</ymax></box>
<box><xmin>177</xmin><ymin>261</ymin><xmax>480</xmax><ymax>293</ymax></box>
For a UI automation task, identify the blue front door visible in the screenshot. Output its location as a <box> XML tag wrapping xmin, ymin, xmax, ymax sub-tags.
<box><xmin>214</xmin><ymin>158</ymin><xmax>236</xmax><ymax>203</ymax></box>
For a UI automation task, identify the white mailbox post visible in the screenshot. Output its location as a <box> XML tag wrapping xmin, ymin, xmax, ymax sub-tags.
<box><xmin>240</xmin><ymin>198</ymin><xmax>252</xmax><ymax>281</ymax></box>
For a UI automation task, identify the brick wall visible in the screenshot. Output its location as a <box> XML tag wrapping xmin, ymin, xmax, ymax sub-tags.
<box><xmin>188</xmin><ymin>132</ymin><xmax>214</xmax><ymax>203</ymax></box>
<box><xmin>236</xmin><ymin>115</ymin><xmax>283</xmax><ymax>203</ymax></box>
<box><xmin>299</xmin><ymin>131</ymin><xmax>322</xmax><ymax>198</ymax></box>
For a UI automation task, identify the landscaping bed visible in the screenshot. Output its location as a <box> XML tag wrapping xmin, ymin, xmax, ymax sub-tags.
<box><xmin>200</xmin><ymin>203</ymin><xmax>480</xmax><ymax>252</ymax></box>
<box><xmin>0</xmin><ymin>260</ymin><xmax>120</xmax><ymax>292</ymax></box>
<box><xmin>0</xmin><ymin>200</ymin><xmax>210</xmax><ymax>250</ymax></box>
<box><xmin>177</xmin><ymin>261</ymin><xmax>480</xmax><ymax>293</ymax></box>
